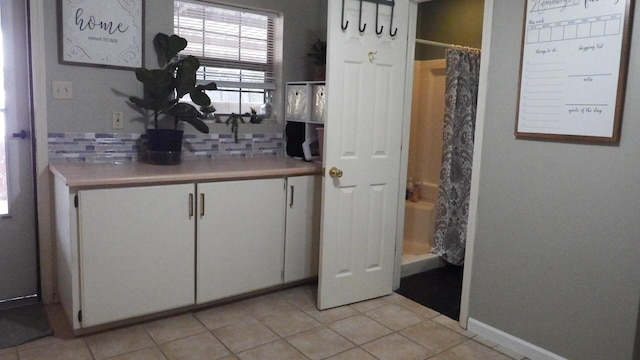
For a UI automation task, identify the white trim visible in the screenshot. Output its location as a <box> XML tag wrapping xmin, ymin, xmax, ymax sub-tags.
<box><xmin>459</xmin><ymin>0</ymin><xmax>494</xmax><ymax>329</ymax></box>
<box><xmin>29</xmin><ymin>0</ymin><xmax>54</xmax><ymax>303</ymax></box>
<box><xmin>394</xmin><ymin>0</ymin><xmax>420</xmax><ymax>290</ymax></box>
<box><xmin>468</xmin><ymin>318</ymin><xmax>568</xmax><ymax>360</ymax></box>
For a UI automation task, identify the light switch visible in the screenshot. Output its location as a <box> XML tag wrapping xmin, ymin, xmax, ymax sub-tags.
<box><xmin>52</xmin><ymin>80</ymin><xmax>73</xmax><ymax>100</ymax></box>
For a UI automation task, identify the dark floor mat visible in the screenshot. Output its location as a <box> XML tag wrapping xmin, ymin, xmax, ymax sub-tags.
<box><xmin>0</xmin><ymin>303</ymin><xmax>52</xmax><ymax>349</ymax></box>
<box><xmin>397</xmin><ymin>264</ymin><xmax>464</xmax><ymax>320</ymax></box>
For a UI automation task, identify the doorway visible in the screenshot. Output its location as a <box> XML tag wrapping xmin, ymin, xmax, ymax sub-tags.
<box><xmin>398</xmin><ymin>0</ymin><xmax>484</xmax><ymax>320</ymax></box>
<box><xmin>0</xmin><ymin>0</ymin><xmax>39</xmax><ymax>307</ymax></box>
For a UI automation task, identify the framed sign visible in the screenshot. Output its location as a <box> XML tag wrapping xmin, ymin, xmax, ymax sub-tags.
<box><xmin>515</xmin><ymin>0</ymin><xmax>634</xmax><ymax>143</ymax></box>
<box><xmin>58</xmin><ymin>0</ymin><xmax>144</xmax><ymax>70</ymax></box>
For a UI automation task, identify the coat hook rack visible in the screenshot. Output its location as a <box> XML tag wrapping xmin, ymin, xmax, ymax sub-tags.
<box><xmin>341</xmin><ymin>0</ymin><xmax>397</xmax><ymax>37</ymax></box>
<box><xmin>375</xmin><ymin>3</ymin><xmax>383</xmax><ymax>35</ymax></box>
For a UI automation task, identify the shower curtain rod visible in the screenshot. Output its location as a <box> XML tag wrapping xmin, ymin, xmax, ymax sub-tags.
<box><xmin>415</xmin><ymin>38</ymin><xmax>480</xmax><ymax>51</ymax></box>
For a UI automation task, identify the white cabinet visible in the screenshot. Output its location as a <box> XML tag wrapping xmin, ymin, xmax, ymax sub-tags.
<box><xmin>196</xmin><ymin>178</ymin><xmax>286</xmax><ymax>303</ymax></box>
<box><xmin>53</xmin><ymin>169</ymin><xmax>319</xmax><ymax>332</ymax></box>
<box><xmin>77</xmin><ymin>184</ymin><xmax>195</xmax><ymax>327</ymax></box>
<box><xmin>284</xmin><ymin>175</ymin><xmax>321</xmax><ymax>282</ymax></box>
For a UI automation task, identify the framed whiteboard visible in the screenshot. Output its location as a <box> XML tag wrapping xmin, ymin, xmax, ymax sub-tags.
<box><xmin>515</xmin><ymin>0</ymin><xmax>634</xmax><ymax>143</ymax></box>
<box><xmin>58</xmin><ymin>0</ymin><xmax>144</xmax><ymax>70</ymax></box>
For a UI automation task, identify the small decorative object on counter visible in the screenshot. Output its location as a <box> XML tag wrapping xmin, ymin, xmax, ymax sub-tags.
<box><xmin>259</xmin><ymin>92</ymin><xmax>273</xmax><ymax>119</ymax></box>
<box><xmin>406</xmin><ymin>177</ymin><xmax>413</xmax><ymax>200</ymax></box>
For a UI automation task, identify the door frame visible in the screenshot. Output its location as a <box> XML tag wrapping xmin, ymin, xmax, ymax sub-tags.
<box><xmin>396</xmin><ymin>0</ymin><xmax>492</xmax><ymax>329</ymax></box>
<box><xmin>28</xmin><ymin>0</ymin><xmax>54</xmax><ymax>303</ymax></box>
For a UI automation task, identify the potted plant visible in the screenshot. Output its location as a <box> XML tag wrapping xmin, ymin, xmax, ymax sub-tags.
<box><xmin>307</xmin><ymin>39</ymin><xmax>326</xmax><ymax>81</ymax></box>
<box><xmin>129</xmin><ymin>33</ymin><xmax>218</xmax><ymax>165</ymax></box>
<box><xmin>226</xmin><ymin>113</ymin><xmax>246</xmax><ymax>144</ymax></box>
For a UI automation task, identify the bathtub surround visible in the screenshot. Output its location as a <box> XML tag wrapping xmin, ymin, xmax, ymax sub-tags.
<box><xmin>48</xmin><ymin>132</ymin><xmax>284</xmax><ymax>163</ymax></box>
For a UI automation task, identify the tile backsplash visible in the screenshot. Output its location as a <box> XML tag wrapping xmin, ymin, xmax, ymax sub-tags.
<box><xmin>48</xmin><ymin>132</ymin><xmax>284</xmax><ymax>163</ymax></box>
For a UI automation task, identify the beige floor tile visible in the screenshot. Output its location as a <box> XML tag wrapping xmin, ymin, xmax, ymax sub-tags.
<box><xmin>360</xmin><ymin>333</ymin><xmax>429</xmax><ymax>360</ymax></box>
<box><xmin>143</xmin><ymin>313</ymin><xmax>207</xmax><ymax>344</ymax></box>
<box><xmin>0</xmin><ymin>347</ymin><xmax>17</xmax><ymax>356</ymax></box>
<box><xmin>287</xmin><ymin>326</ymin><xmax>354</xmax><ymax>360</ymax></box>
<box><xmin>108</xmin><ymin>346</ymin><xmax>167</xmax><ymax>360</ymax></box>
<box><xmin>433</xmin><ymin>315</ymin><xmax>475</xmax><ymax>337</ymax></box>
<box><xmin>349</xmin><ymin>297</ymin><xmax>388</xmax><ymax>313</ymax></box>
<box><xmin>301</xmin><ymin>303</ymin><xmax>358</xmax><ymax>324</ymax></box>
<box><xmin>16</xmin><ymin>335</ymin><xmax>65</xmax><ymax>352</ymax></box>
<box><xmin>400</xmin><ymin>320</ymin><xmax>466</xmax><ymax>355</ymax></box>
<box><xmin>212</xmin><ymin>318</ymin><xmax>279</xmax><ymax>353</ymax></box>
<box><xmin>329</xmin><ymin>315</ymin><xmax>392</xmax><ymax>345</ymax></box>
<box><xmin>260</xmin><ymin>308</ymin><xmax>321</xmax><ymax>337</ymax></box>
<box><xmin>237</xmin><ymin>339</ymin><xmax>307</xmax><ymax>360</ymax></box>
<box><xmin>194</xmin><ymin>303</ymin><xmax>255</xmax><ymax>331</ymax></box>
<box><xmin>325</xmin><ymin>347</ymin><xmax>378</xmax><ymax>360</ymax></box>
<box><xmin>240</xmin><ymin>293</ymin><xmax>296</xmax><ymax>319</ymax></box>
<box><xmin>85</xmin><ymin>325</ymin><xmax>155</xmax><ymax>360</ymax></box>
<box><xmin>365</xmin><ymin>304</ymin><xmax>422</xmax><ymax>331</ymax></box>
<box><xmin>17</xmin><ymin>339</ymin><xmax>92</xmax><ymax>360</ymax></box>
<box><xmin>395</xmin><ymin>297</ymin><xmax>441</xmax><ymax>319</ymax></box>
<box><xmin>431</xmin><ymin>340</ymin><xmax>513</xmax><ymax>360</ymax></box>
<box><xmin>160</xmin><ymin>332</ymin><xmax>231</xmax><ymax>360</ymax></box>
<box><xmin>279</xmin><ymin>285</ymin><xmax>316</xmax><ymax>308</ymax></box>
<box><xmin>382</xmin><ymin>292</ymin><xmax>406</xmax><ymax>303</ymax></box>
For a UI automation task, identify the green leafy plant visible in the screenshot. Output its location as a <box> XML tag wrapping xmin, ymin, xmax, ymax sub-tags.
<box><xmin>307</xmin><ymin>39</ymin><xmax>326</xmax><ymax>66</ymax></box>
<box><xmin>225</xmin><ymin>113</ymin><xmax>246</xmax><ymax>143</ymax></box>
<box><xmin>128</xmin><ymin>33</ymin><xmax>217</xmax><ymax>133</ymax></box>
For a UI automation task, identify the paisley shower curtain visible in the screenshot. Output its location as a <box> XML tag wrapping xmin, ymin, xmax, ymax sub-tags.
<box><xmin>432</xmin><ymin>47</ymin><xmax>481</xmax><ymax>266</ymax></box>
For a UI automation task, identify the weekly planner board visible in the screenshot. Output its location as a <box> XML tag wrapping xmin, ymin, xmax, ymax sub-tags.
<box><xmin>515</xmin><ymin>0</ymin><xmax>633</xmax><ymax>142</ymax></box>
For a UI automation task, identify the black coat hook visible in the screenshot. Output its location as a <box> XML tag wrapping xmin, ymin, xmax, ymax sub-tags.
<box><xmin>341</xmin><ymin>0</ymin><xmax>349</xmax><ymax>30</ymax></box>
<box><xmin>375</xmin><ymin>3</ymin><xmax>383</xmax><ymax>35</ymax></box>
<box><xmin>389</xmin><ymin>2</ymin><xmax>398</xmax><ymax>37</ymax></box>
<box><xmin>358</xmin><ymin>0</ymin><xmax>367</xmax><ymax>33</ymax></box>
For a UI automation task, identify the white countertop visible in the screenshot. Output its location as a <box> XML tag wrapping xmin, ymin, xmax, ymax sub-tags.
<box><xmin>50</xmin><ymin>157</ymin><xmax>322</xmax><ymax>188</ymax></box>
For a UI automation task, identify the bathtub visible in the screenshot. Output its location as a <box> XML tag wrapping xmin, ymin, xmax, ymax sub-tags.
<box><xmin>401</xmin><ymin>195</ymin><xmax>445</xmax><ymax>276</ymax></box>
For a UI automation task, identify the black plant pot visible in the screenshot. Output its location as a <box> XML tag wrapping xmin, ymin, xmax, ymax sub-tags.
<box><xmin>146</xmin><ymin>129</ymin><xmax>184</xmax><ymax>165</ymax></box>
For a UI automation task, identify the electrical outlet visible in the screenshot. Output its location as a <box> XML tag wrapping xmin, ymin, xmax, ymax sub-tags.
<box><xmin>52</xmin><ymin>80</ymin><xmax>73</xmax><ymax>99</ymax></box>
<box><xmin>112</xmin><ymin>112</ymin><xmax>124</xmax><ymax>129</ymax></box>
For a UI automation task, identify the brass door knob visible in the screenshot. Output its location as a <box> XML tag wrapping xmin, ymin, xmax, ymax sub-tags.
<box><xmin>329</xmin><ymin>167</ymin><xmax>343</xmax><ymax>178</ymax></box>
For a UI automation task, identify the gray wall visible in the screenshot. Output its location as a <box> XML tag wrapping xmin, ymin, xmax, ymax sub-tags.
<box><xmin>416</xmin><ymin>0</ymin><xmax>483</xmax><ymax>60</ymax></box>
<box><xmin>44</xmin><ymin>0</ymin><xmax>326</xmax><ymax>133</ymax></box>
<box><xmin>468</xmin><ymin>1</ymin><xmax>640</xmax><ymax>359</ymax></box>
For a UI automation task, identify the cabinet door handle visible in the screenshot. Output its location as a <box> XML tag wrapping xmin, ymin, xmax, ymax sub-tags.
<box><xmin>189</xmin><ymin>193</ymin><xmax>194</xmax><ymax>218</ymax></box>
<box><xmin>200</xmin><ymin>193</ymin><xmax>205</xmax><ymax>217</ymax></box>
<box><xmin>289</xmin><ymin>185</ymin><xmax>295</xmax><ymax>208</ymax></box>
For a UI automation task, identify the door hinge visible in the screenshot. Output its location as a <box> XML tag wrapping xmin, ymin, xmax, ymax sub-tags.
<box><xmin>74</xmin><ymin>195</ymin><xmax>78</xmax><ymax>208</ymax></box>
<box><xmin>77</xmin><ymin>310</ymin><xmax>82</xmax><ymax>322</ymax></box>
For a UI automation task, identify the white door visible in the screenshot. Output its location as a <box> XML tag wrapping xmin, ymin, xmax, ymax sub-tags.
<box><xmin>318</xmin><ymin>0</ymin><xmax>410</xmax><ymax>309</ymax></box>
<box><xmin>0</xmin><ymin>0</ymin><xmax>38</xmax><ymax>303</ymax></box>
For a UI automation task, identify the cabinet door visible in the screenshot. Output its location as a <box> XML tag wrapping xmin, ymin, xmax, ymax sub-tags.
<box><xmin>78</xmin><ymin>184</ymin><xmax>195</xmax><ymax>327</ymax></box>
<box><xmin>284</xmin><ymin>176</ymin><xmax>321</xmax><ymax>282</ymax></box>
<box><xmin>197</xmin><ymin>179</ymin><xmax>286</xmax><ymax>303</ymax></box>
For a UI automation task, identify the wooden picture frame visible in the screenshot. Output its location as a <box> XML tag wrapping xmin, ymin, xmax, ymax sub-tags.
<box><xmin>58</xmin><ymin>0</ymin><xmax>144</xmax><ymax>70</ymax></box>
<box><xmin>515</xmin><ymin>0</ymin><xmax>634</xmax><ymax>143</ymax></box>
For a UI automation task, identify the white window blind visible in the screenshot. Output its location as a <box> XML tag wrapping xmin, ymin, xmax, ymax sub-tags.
<box><xmin>174</xmin><ymin>0</ymin><xmax>277</xmax><ymax>90</ymax></box>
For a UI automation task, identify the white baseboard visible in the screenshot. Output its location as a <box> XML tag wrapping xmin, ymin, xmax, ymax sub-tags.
<box><xmin>467</xmin><ymin>318</ymin><xmax>567</xmax><ymax>360</ymax></box>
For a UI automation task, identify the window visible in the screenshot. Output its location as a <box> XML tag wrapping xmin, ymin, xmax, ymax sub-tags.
<box><xmin>174</xmin><ymin>0</ymin><xmax>280</xmax><ymax>117</ymax></box>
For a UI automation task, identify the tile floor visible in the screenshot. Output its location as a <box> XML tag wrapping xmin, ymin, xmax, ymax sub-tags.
<box><xmin>0</xmin><ymin>285</ymin><xmax>529</xmax><ymax>360</ymax></box>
